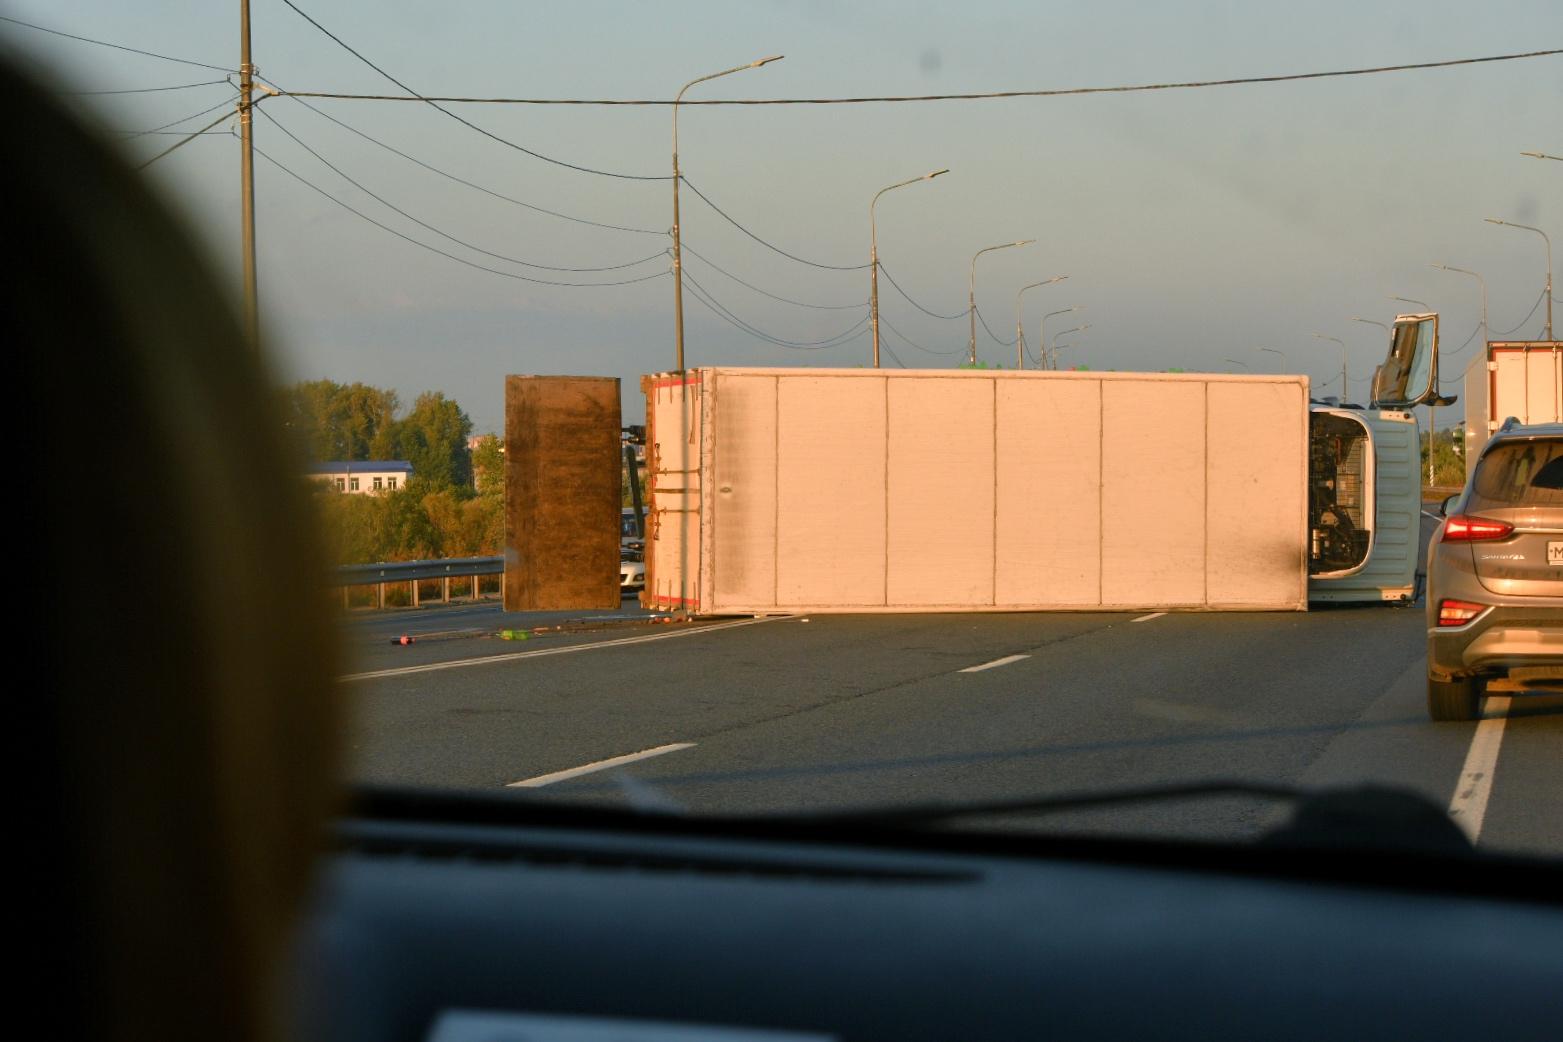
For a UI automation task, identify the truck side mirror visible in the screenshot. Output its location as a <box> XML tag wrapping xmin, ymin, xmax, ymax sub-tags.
<box><xmin>1439</xmin><ymin>494</ymin><xmax>1458</xmax><ymax>517</ymax></box>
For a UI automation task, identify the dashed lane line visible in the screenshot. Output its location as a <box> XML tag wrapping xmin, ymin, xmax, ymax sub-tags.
<box><xmin>339</xmin><ymin>616</ymin><xmax>785</xmax><ymax>682</ymax></box>
<box><xmin>507</xmin><ymin>743</ymin><xmax>697</xmax><ymax>788</ymax></box>
<box><xmin>1447</xmin><ymin>696</ymin><xmax>1512</xmax><ymax>843</ymax></box>
<box><xmin>959</xmin><ymin>654</ymin><xmax>1030</xmax><ymax>673</ymax></box>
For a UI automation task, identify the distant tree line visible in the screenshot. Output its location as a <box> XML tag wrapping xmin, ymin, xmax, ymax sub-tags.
<box><xmin>284</xmin><ymin>380</ymin><xmax>504</xmax><ymax>565</ymax></box>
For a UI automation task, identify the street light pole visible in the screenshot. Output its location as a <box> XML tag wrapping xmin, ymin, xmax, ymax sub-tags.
<box><xmin>1433</xmin><ymin>263</ymin><xmax>1489</xmax><ymax>479</ymax></box>
<box><xmin>1312</xmin><ymin>333</ymin><xmax>1349</xmax><ymax>404</ymax></box>
<box><xmin>1223</xmin><ymin>358</ymin><xmax>1250</xmax><ymax>371</ymax></box>
<box><xmin>671</xmin><ymin>55</ymin><xmax>783</xmax><ymax>372</ymax></box>
<box><xmin>1486</xmin><ymin>218</ymin><xmax>1553</xmax><ymax>339</ymax></box>
<box><xmin>238</xmin><ymin>0</ymin><xmax>257</xmax><ymax>347</ymax></box>
<box><xmin>870</xmin><ymin>169</ymin><xmax>948</xmax><ymax>368</ymax></box>
<box><xmin>1040</xmin><ymin>306</ymin><xmax>1080</xmax><ymax>370</ymax></box>
<box><xmin>1015</xmin><ymin>276</ymin><xmax>1067</xmax><ymax>369</ymax></box>
<box><xmin>969</xmin><ymin>240</ymin><xmax>1033</xmax><ymax>366</ymax></box>
<box><xmin>1051</xmin><ymin>325</ymin><xmax>1089</xmax><ymax>368</ymax></box>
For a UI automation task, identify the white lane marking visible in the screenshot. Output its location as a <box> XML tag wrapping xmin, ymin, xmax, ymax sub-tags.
<box><xmin>1447</xmin><ymin>696</ymin><xmax>1512</xmax><ymax>843</ymax></box>
<box><xmin>1421</xmin><ymin>510</ymin><xmax>1445</xmax><ymax>521</ymax></box>
<box><xmin>959</xmin><ymin>653</ymin><xmax>1030</xmax><ymax>673</ymax></box>
<box><xmin>508</xmin><ymin>743</ymin><xmax>696</xmax><ymax>788</ymax></box>
<box><xmin>1131</xmin><ymin>612</ymin><xmax>1167</xmax><ymax>623</ymax></box>
<box><xmin>340</xmin><ymin>616</ymin><xmax>783</xmax><ymax>682</ymax></box>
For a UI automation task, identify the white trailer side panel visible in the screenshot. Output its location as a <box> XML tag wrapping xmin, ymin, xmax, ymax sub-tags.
<box><xmin>644</xmin><ymin>368</ymin><xmax>1309</xmax><ymax>615</ymax></box>
<box><xmin>1208</xmin><ymin>381</ymin><xmax>1311</xmax><ymax>606</ymax></box>
<box><xmin>1102</xmin><ymin>380</ymin><xmax>1207</xmax><ymax>606</ymax></box>
<box><xmin>1464</xmin><ymin>342</ymin><xmax>1562</xmax><ymax>466</ymax></box>
<box><xmin>888</xmin><ymin>377</ymin><xmax>994</xmax><ymax>606</ymax></box>
<box><xmin>994</xmin><ymin>379</ymin><xmax>1102</xmax><ymax>605</ymax></box>
<box><xmin>775</xmin><ymin>376</ymin><xmax>886</xmax><ymax>607</ymax></box>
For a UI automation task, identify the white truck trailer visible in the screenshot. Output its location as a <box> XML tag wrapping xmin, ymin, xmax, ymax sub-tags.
<box><xmin>1462</xmin><ymin>340</ymin><xmax>1562</xmax><ymax>471</ymax></box>
<box><xmin>642</xmin><ymin>315</ymin><xmax>1446</xmax><ymax>615</ymax></box>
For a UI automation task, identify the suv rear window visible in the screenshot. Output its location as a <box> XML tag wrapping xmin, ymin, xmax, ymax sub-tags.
<box><xmin>1467</xmin><ymin>438</ymin><xmax>1563</xmax><ymax>510</ymax></box>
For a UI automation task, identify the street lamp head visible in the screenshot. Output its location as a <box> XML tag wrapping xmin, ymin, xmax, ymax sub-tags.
<box><xmin>1013</xmin><ymin>239</ymin><xmax>1035</xmax><ymax>247</ymax></box>
<box><xmin>925</xmin><ymin>168</ymin><xmax>950</xmax><ymax>180</ymax></box>
<box><xmin>751</xmin><ymin>55</ymin><xmax>785</xmax><ymax>67</ymax></box>
<box><xmin>1484</xmin><ymin>217</ymin><xmax>1507</xmax><ymax>227</ymax></box>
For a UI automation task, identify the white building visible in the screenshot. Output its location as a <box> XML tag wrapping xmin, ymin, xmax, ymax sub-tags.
<box><xmin>307</xmin><ymin>460</ymin><xmax>413</xmax><ymax>495</ymax></box>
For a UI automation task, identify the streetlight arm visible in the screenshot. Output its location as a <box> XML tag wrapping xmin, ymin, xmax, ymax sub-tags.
<box><xmin>670</xmin><ymin>55</ymin><xmax>782</xmax><ymax>372</ymax></box>
<box><xmin>871</xmin><ymin>169</ymin><xmax>949</xmax><ymax>216</ymax></box>
<box><xmin>674</xmin><ymin>56</ymin><xmax>784</xmax><ymax>156</ymax></box>
<box><xmin>1486</xmin><ymin>218</ymin><xmax>1552</xmax><ymax>338</ymax></box>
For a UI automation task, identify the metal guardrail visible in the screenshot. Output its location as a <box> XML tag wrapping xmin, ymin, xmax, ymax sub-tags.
<box><xmin>332</xmin><ymin>556</ymin><xmax>504</xmax><ymax>609</ymax></box>
<box><xmin>331</xmin><ymin>556</ymin><xmax>503</xmax><ymax>587</ymax></box>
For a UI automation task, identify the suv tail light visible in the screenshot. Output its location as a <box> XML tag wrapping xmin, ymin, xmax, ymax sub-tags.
<box><xmin>1437</xmin><ymin>599</ymin><xmax>1486</xmax><ymax>627</ymax></box>
<box><xmin>1442</xmin><ymin>515</ymin><xmax>1514</xmax><ymax>542</ymax></box>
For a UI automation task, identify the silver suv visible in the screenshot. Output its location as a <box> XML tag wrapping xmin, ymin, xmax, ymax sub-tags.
<box><xmin>1426</xmin><ymin>420</ymin><xmax>1563</xmax><ymax>720</ymax></box>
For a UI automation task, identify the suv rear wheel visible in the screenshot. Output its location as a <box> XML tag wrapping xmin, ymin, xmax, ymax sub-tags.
<box><xmin>1427</xmin><ymin>675</ymin><xmax>1482</xmax><ymax>721</ymax></box>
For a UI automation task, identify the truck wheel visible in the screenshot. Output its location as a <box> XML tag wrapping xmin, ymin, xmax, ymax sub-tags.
<box><xmin>1427</xmin><ymin>676</ymin><xmax>1481</xmax><ymax>721</ymax></box>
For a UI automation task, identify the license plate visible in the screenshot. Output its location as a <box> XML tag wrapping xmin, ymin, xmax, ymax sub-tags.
<box><xmin>1550</xmin><ymin>541</ymin><xmax>1563</xmax><ymax>566</ymax></box>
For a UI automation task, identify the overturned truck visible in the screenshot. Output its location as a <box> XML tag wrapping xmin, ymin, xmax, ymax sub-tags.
<box><xmin>641</xmin><ymin>314</ymin><xmax>1446</xmax><ymax>615</ymax></box>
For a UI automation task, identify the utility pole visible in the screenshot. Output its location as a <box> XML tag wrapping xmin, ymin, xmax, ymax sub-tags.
<box><xmin>239</xmin><ymin>0</ymin><xmax>258</xmax><ymax>347</ymax></box>
<box><xmin>671</xmin><ymin>56</ymin><xmax>782</xmax><ymax>372</ymax></box>
<box><xmin>870</xmin><ymin>169</ymin><xmax>947</xmax><ymax>368</ymax></box>
<box><xmin>968</xmin><ymin>240</ymin><xmax>1032</xmax><ymax>366</ymax></box>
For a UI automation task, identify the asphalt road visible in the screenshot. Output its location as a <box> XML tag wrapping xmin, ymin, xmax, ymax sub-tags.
<box><xmin>341</xmin><ymin>519</ymin><xmax>1561</xmax><ymax>858</ymax></box>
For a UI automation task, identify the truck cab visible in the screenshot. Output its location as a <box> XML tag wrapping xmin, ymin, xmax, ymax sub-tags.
<box><xmin>1307</xmin><ymin>312</ymin><xmax>1452</xmax><ymax>604</ymax></box>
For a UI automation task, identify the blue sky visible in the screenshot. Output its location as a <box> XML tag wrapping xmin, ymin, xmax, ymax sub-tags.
<box><xmin>3</xmin><ymin>1</ymin><xmax>1558</xmax><ymax>431</ymax></box>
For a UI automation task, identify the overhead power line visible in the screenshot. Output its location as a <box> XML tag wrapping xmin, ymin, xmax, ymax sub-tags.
<box><xmin>277</xmin><ymin>48</ymin><xmax>1563</xmax><ymax>106</ymax></box>
<box><xmin>277</xmin><ymin>0</ymin><xmax>667</xmax><ymax>182</ymax></box>
<box><xmin>1490</xmin><ymin>285</ymin><xmax>1549</xmax><ymax>336</ymax></box>
<box><xmin>877</xmin><ymin>262</ymin><xmax>967</xmax><ymax>320</ymax></box>
<box><xmin>256</xmin><ymin>105</ymin><xmax>668</xmax><ymax>274</ymax></box>
<box><xmin>118</xmin><ymin>94</ymin><xmax>238</xmax><ymax>140</ymax></box>
<box><xmin>66</xmin><ymin>79</ymin><xmax>233</xmax><ymax>96</ymax></box>
<box><xmin>682</xmin><ymin>271</ymin><xmax>867</xmax><ymax>350</ymax></box>
<box><xmin>258</xmin><ymin>78</ymin><xmax>667</xmax><ymax>237</ymax></box>
<box><xmin>878</xmin><ymin>313</ymin><xmax>961</xmax><ymax>356</ymax></box>
<box><xmin>253</xmin><ymin>145</ymin><xmax>672</xmax><ymax>289</ymax></box>
<box><xmin>974</xmin><ymin>303</ymin><xmax>1017</xmax><ymax>346</ymax></box>
<box><xmin>680</xmin><ymin>177</ymin><xmax>867</xmax><ymax>271</ymax></box>
<box><xmin>136</xmin><ymin>108</ymin><xmax>236</xmax><ymax>169</ymax></box>
<box><xmin>680</xmin><ymin>242</ymin><xmax>866</xmax><ymax>310</ymax></box>
<box><xmin>0</xmin><ymin>14</ymin><xmax>235</xmax><ymax>72</ymax></box>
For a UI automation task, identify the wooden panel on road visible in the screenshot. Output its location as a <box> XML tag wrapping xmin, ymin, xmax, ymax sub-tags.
<box><xmin>504</xmin><ymin>375</ymin><xmax>621</xmax><ymax>611</ymax></box>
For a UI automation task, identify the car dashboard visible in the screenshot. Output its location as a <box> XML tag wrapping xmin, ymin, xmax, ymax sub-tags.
<box><xmin>291</xmin><ymin>791</ymin><xmax>1562</xmax><ymax>1042</ymax></box>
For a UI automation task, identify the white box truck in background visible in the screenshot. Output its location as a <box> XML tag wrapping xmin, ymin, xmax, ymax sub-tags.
<box><xmin>642</xmin><ymin>314</ymin><xmax>1448</xmax><ymax>615</ymax></box>
<box><xmin>1462</xmin><ymin>341</ymin><xmax>1562</xmax><ymax>471</ymax></box>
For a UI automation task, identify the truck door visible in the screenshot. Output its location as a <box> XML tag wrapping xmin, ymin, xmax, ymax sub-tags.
<box><xmin>1370</xmin><ymin>312</ymin><xmax>1457</xmax><ymax>410</ymax></box>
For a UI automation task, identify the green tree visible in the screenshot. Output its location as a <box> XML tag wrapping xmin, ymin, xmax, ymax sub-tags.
<box><xmin>394</xmin><ymin>391</ymin><xmax>473</xmax><ymax>489</ymax></box>
<box><xmin>471</xmin><ymin>433</ymin><xmax>504</xmax><ymax>495</ymax></box>
<box><xmin>282</xmin><ymin>380</ymin><xmax>399</xmax><ymax>461</ymax></box>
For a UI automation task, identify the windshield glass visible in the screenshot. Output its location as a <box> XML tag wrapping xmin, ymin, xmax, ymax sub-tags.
<box><xmin>1469</xmin><ymin>439</ymin><xmax>1563</xmax><ymax>510</ymax></box>
<box><xmin>1374</xmin><ymin>316</ymin><xmax>1436</xmax><ymax>406</ymax></box>
<box><xmin>12</xmin><ymin>1</ymin><xmax>1559</xmax><ymax>864</ymax></box>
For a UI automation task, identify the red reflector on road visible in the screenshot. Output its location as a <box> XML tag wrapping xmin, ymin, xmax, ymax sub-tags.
<box><xmin>1442</xmin><ymin>515</ymin><xmax>1514</xmax><ymax>542</ymax></box>
<box><xmin>1437</xmin><ymin>599</ymin><xmax>1485</xmax><ymax>627</ymax></box>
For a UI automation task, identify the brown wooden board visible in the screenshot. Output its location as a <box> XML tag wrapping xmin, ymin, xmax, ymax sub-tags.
<box><xmin>504</xmin><ymin>376</ymin><xmax>621</xmax><ymax>610</ymax></box>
